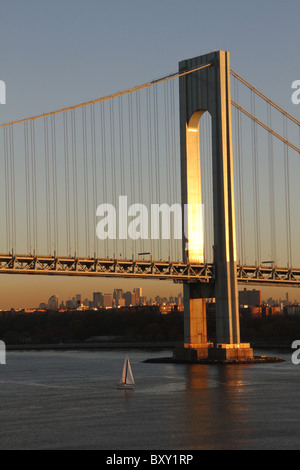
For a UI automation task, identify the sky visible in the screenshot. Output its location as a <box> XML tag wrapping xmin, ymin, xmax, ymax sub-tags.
<box><xmin>0</xmin><ymin>0</ymin><xmax>300</xmax><ymax>308</ymax></box>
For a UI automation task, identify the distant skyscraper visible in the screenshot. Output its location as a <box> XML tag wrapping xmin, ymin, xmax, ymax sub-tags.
<box><xmin>113</xmin><ymin>289</ymin><xmax>123</xmax><ymax>302</ymax></box>
<box><xmin>93</xmin><ymin>292</ymin><xmax>103</xmax><ymax>307</ymax></box>
<box><xmin>133</xmin><ymin>288</ymin><xmax>142</xmax><ymax>305</ymax></box>
<box><xmin>239</xmin><ymin>288</ymin><xmax>262</xmax><ymax>307</ymax></box>
<box><xmin>103</xmin><ymin>294</ymin><xmax>113</xmax><ymax>308</ymax></box>
<box><xmin>117</xmin><ymin>298</ymin><xmax>125</xmax><ymax>307</ymax></box>
<box><xmin>134</xmin><ymin>287</ymin><xmax>142</xmax><ymax>298</ymax></box>
<box><xmin>66</xmin><ymin>299</ymin><xmax>75</xmax><ymax>309</ymax></box>
<box><xmin>48</xmin><ymin>295</ymin><xmax>58</xmax><ymax>310</ymax></box>
<box><xmin>124</xmin><ymin>291</ymin><xmax>135</xmax><ymax>307</ymax></box>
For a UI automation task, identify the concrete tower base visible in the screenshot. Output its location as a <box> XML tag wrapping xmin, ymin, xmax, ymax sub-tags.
<box><xmin>208</xmin><ymin>343</ymin><xmax>254</xmax><ymax>361</ymax></box>
<box><xmin>174</xmin><ymin>343</ymin><xmax>253</xmax><ymax>363</ymax></box>
<box><xmin>174</xmin><ymin>343</ymin><xmax>212</xmax><ymax>362</ymax></box>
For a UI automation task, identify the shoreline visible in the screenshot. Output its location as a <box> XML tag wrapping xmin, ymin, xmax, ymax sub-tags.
<box><xmin>5</xmin><ymin>340</ymin><xmax>292</xmax><ymax>352</ymax></box>
<box><xmin>143</xmin><ymin>356</ymin><xmax>285</xmax><ymax>365</ymax></box>
<box><xmin>5</xmin><ymin>341</ymin><xmax>181</xmax><ymax>351</ymax></box>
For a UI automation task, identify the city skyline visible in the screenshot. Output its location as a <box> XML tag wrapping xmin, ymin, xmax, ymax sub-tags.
<box><xmin>2</xmin><ymin>278</ymin><xmax>299</xmax><ymax>311</ymax></box>
<box><xmin>37</xmin><ymin>287</ymin><xmax>183</xmax><ymax>311</ymax></box>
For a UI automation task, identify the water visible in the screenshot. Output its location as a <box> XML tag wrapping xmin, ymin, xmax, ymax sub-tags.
<box><xmin>0</xmin><ymin>348</ymin><xmax>299</xmax><ymax>450</ymax></box>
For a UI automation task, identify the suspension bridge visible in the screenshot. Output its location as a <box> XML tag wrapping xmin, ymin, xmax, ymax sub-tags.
<box><xmin>1</xmin><ymin>50</ymin><xmax>299</xmax><ymax>359</ymax></box>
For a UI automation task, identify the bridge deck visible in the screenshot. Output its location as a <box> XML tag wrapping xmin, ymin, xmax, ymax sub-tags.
<box><xmin>1</xmin><ymin>254</ymin><xmax>300</xmax><ymax>287</ymax></box>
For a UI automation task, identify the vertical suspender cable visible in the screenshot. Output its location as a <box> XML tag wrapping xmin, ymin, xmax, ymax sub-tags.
<box><xmin>9</xmin><ymin>127</ymin><xmax>16</xmax><ymax>251</ymax></box>
<box><xmin>170</xmin><ymin>79</ymin><xmax>180</xmax><ymax>260</ymax></box>
<box><xmin>63</xmin><ymin>113</ymin><xmax>71</xmax><ymax>256</ymax></box>
<box><xmin>82</xmin><ymin>107</ymin><xmax>90</xmax><ymax>256</ymax></box>
<box><xmin>251</xmin><ymin>91</ymin><xmax>260</xmax><ymax>265</ymax></box>
<box><xmin>118</xmin><ymin>97</ymin><xmax>126</xmax><ymax>258</ymax></box>
<box><xmin>24</xmin><ymin>123</ymin><xmax>31</xmax><ymax>253</ymax></box>
<box><xmin>30</xmin><ymin>121</ymin><xmax>37</xmax><ymax>253</ymax></box>
<box><xmin>110</xmin><ymin>100</ymin><xmax>116</xmax><ymax>258</ymax></box>
<box><xmin>51</xmin><ymin>116</ymin><xmax>58</xmax><ymax>254</ymax></box>
<box><xmin>146</xmin><ymin>87</ymin><xmax>154</xmax><ymax>260</ymax></box>
<box><xmin>71</xmin><ymin>109</ymin><xmax>79</xmax><ymax>256</ymax></box>
<box><xmin>100</xmin><ymin>102</ymin><xmax>108</xmax><ymax>257</ymax></box>
<box><xmin>4</xmin><ymin>127</ymin><xmax>10</xmax><ymax>252</ymax></box>
<box><xmin>166</xmin><ymin>82</ymin><xmax>174</xmax><ymax>260</ymax></box>
<box><xmin>136</xmin><ymin>92</ymin><xmax>143</xmax><ymax>255</ymax></box>
<box><xmin>237</xmin><ymin>109</ymin><xmax>245</xmax><ymax>265</ymax></box>
<box><xmin>91</xmin><ymin>104</ymin><xmax>97</xmax><ymax>257</ymax></box>
<box><xmin>153</xmin><ymin>86</ymin><xmax>161</xmax><ymax>259</ymax></box>
<box><xmin>283</xmin><ymin>116</ymin><xmax>292</xmax><ymax>267</ymax></box>
<box><xmin>44</xmin><ymin>118</ymin><xmax>51</xmax><ymax>254</ymax></box>
<box><xmin>234</xmin><ymin>78</ymin><xmax>245</xmax><ymax>264</ymax></box>
<box><xmin>128</xmin><ymin>93</ymin><xmax>135</xmax><ymax>258</ymax></box>
<box><xmin>267</xmin><ymin>104</ymin><xmax>276</xmax><ymax>264</ymax></box>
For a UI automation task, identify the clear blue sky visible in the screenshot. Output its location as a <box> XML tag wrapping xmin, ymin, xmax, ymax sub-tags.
<box><xmin>0</xmin><ymin>0</ymin><xmax>299</xmax><ymax>308</ymax></box>
<box><xmin>1</xmin><ymin>0</ymin><xmax>299</xmax><ymax>122</ymax></box>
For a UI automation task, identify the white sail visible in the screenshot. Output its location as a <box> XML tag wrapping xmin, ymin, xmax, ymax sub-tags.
<box><xmin>125</xmin><ymin>357</ymin><xmax>135</xmax><ymax>385</ymax></box>
<box><xmin>119</xmin><ymin>355</ymin><xmax>135</xmax><ymax>388</ymax></box>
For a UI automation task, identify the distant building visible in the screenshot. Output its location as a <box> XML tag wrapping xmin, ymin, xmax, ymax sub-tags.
<box><xmin>124</xmin><ymin>291</ymin><xmax>135</xmax><ymax>307</ymax></box>
<box><xmin>103</xmin><ymin>294</ymin><xmax>113</xmax><ymax>308</ymax></box>
<box><xmin>113</xmin><ymin>289</ymin><xmax>123</xmax><ymax>306</ymax></box>
<box><xmin>240</xmin><ymin>306</ymin><xmax>261</xmax><ymax>318</ymax></box>
<box><xmin>134</xmin><ymin>288</ymin><xmax>142</xmax><ymax>304</ymax></box>
<box><xmin>93</xmin><ymin>292</ymin><xmax>103</xmax><ymax>308</ymax></box>
<box><xmin>48</xmin><ymin>295</ymin><xmax>58</xmax><ymax>310</ymax></box>
<box><xmin>117</xmin><ymin>298</ymin><xmax>125</xmax><ymax>307</ymax></box>
<box><xmin>66</xmin><ymin>299</ymin><xmax>75</xmax><ymax>310</ymax></box>
<box><xmin>239</xmin><ymin>288</ymin><xmax>262</xmax><ymax>307</ymax></box>
<box><xmin>285</xmin><ymin>305</ymin><xmax>300</xmax><ymax>316</ymax></box>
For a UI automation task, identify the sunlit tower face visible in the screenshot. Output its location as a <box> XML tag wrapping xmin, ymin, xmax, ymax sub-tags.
<box><xmin>185</xmin><ymin>111</ymin><xmax>205</xmax><ymax>264</ymax></box>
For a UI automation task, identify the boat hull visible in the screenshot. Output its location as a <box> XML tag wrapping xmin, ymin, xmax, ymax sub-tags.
<box><xmin>117</xmin><ymin>384</ymin><xmax>135</xmax><ymax>390</ymax></box>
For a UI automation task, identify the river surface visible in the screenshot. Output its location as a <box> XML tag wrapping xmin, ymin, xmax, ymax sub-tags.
<box><xmin>0</xmin><ymin>348</ymin><xmax>299</xmax><ymax>450</ymax></box>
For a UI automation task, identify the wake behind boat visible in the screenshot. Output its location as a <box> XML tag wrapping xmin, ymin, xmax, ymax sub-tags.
<box><xmin>118</xmin><ymin>355</ymin><xmax>135</xmax><ymax>389</ymax></box>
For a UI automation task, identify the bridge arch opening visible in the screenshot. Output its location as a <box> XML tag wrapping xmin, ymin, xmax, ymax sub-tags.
<box><xmin>185</xmin><ymin>110</ymin><xmax>213</xmax><ymax>265</ymax></box>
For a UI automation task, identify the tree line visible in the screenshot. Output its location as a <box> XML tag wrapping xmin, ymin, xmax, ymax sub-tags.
<box><xmin>0</xmin><ymin>307</ymin><xmax>300</xmax><ymax>345</ymax></box>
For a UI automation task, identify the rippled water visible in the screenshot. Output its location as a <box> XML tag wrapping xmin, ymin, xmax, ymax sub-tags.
<box><xmin>0</xmin><ymin>348</ymin><xmax>299</xmax><ymax>449</ymax></box>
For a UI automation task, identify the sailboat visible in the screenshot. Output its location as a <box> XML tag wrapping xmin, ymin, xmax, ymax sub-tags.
<box><xmin>118</xmin><ymin>355</ymin><xmax>135</xmax><ymax>389</ymax></box>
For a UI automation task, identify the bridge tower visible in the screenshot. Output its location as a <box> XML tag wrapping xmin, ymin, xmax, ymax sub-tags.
<box><xmin>178</xmin><ymin>50</ymin><xmax>253</xmax><ymax>361</ymax></box>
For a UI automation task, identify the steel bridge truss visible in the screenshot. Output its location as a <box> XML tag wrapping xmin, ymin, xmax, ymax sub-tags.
<box><xmin>1</xmin><ymin>254</ymin><xmax>300</xmax><ymax>287</ymax></box>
